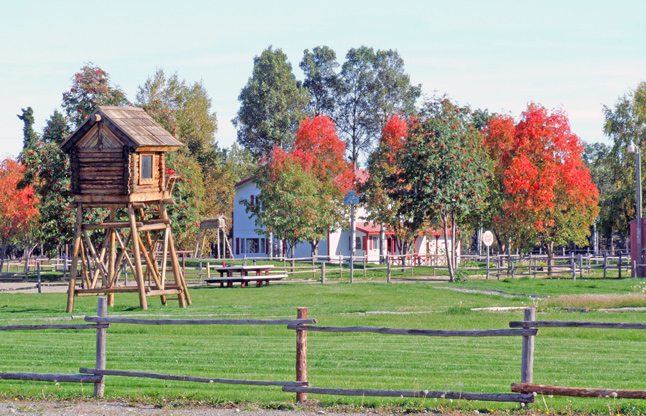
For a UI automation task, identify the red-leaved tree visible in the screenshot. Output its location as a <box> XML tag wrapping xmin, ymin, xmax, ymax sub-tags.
<box><xmin>362</xmin><ymin>114</ymin><xmax>423</xmax><ymax>259</ymax></box>
<box><xmin>484</xmin><ymin>103</ymin><xmax>600</xmax><ymax>272</ymax></box>
<box><xmin>0</xmin><ymin>159</ymin><xmax>39</xmax><ymax>269</ymax></box>
<box><xmin>365</xmin><ymin>100</ymin><xmax>491</xmax><ymax>281</ymax></box>
<box><xmin>245</xmin><ymin>115</ymin><xmax>353</xmax><ymax>257</ymax></box>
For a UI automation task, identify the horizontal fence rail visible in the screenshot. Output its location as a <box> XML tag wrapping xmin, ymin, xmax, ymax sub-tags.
<box><xmin>286</xmin><ymin>324</ymin><xmax>538</xmax><ymax>337</ymax></box>
<box><xmin>511</xmin><ymin>383</ymin><xmax>646</xmax><ymax>399</ymax></box>
<box><xmin>79</xmin><ymin>368</ymin><xmax>307</xmax><ymax>387</ymax></box>
<box><xmin>0</xmin><ymin>323</ymin><xmax>108</xmax><ymax>331</ymax></box>
<box><xmin>510</xmin><ymin>321</ymin><xmax>646</xmax><ymax>329</ymax></box>
<box><xmin>85</xmin><ymin>317</ymin><xmax>317</xmax><ymax>326</ymax></box>
<box><xmin>0</xmin><ymin>372</ymin><xmax>102</xmax><ymax>384</ymax></box>
<box><xmin>282</xmin><ymin>386</ymin><xmax>534</xmax><ymax>403</ymax></box>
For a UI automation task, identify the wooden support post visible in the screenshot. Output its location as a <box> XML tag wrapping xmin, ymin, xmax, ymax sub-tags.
<box><xmin>107</xmin><ymin>209</ymin><xmax>116</xmax><ymax>307</ymax></box>
<box><xmin>296</xmin><ymin>307</ymin><xmax>308</xmax><ymax>403</ymax></box>
<box><xmin>312</xmin><ymin>257</ymin><xmax>316</xmax><ymax>280</ymax></box>
<box><xmin>160</xmin><ymin>202</ymin><xmax>190</xmax><ymax>307</ymax></box>
<box><xmin>320</xmin><ymin>262</ymin><xmax>325</xmax><ymax>284</ymax></box>
<box><xmin>571</xmin><ymin>252</ymin><xmax>576</xmax><ymax>280</ymax></box>
<box><xmin>579</xmin><ymin>255</ymin><xmax>584</xmax><ymax>280</ymax></box>
<box><xmin>521</xmin><ymin>308</ymin><xmax>535</xmax><ymax>384</ymax></box>
<box><xmin>618</xmin><ymin>253</ymin><xmax>622</xmax><ymax>279</ymax></box>
<box><xmin>128</xmin><ymin>204</ymin><xmax>148</xmax><ymax>310</ymax></box>
<box><xmin>387</xmin><ymin>259</ymin><xmax>391</xmax><ymax>283</ymax></box>
<box><xmin>206</xmin><ymin>262</ymin><xmax>211</xmax><ymax>279</ymax></box>
<box><xmin>67</xmin><ymin>205</ymin><xmax>84</xmax><ymax>313</ymax></box>
<box><xmin>160</xmin><ymin>225</ymin><xmax>170</xmax><ymax>284</ymax></box>
<box><xmin>94</xmin><ymin>297</ymin><xmax>107</xmax><ymax>398</ymax></box>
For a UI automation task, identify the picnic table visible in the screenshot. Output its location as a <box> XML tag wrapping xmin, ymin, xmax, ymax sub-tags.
<box><xmin>203</xmin><ymin>264</ymin><xmax>287</xmax><ymax>288</ymax></box>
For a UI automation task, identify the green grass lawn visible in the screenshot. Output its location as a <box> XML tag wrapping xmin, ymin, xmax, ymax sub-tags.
<box><xmin>1</xmin><ymin>281</ymin><xmax>646</xmax><ymax>414</ymax></box>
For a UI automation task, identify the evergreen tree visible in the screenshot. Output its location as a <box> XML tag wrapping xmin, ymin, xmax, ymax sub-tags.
<box><xmin>17</xmin><ymin>107</ymin><xmax>38</xmax><ymax>150</ymax></box>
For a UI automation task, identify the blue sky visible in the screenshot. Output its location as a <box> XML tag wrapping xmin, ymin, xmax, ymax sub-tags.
<box><xmin>1</xmin><ymin>0</ymin><xmax>644</xmax><ymax>160</ymax></box>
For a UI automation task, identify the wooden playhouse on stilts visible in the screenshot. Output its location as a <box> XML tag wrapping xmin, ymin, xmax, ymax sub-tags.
<box><xmin>61</xmin><ymin>106</ymin><xmax>191</xmax><ymax>312</ymax></box>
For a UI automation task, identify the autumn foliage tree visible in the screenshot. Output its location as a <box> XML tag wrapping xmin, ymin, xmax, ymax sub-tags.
<box><xmin>367</xmin><ymin>99</ymin><xmax>491</xmax><ymax>281</ymax></box>
<box><xmin>484</xmin><ymin>103</ymin><xmax>599</xmax><ymax>271</ymax></box>
<box><xmin>245</xmin><ymin>115</ymin><xmax>353</xmax><ymax>256</ymax></box>
<box><xmin>62</xmin><ymin>63</ymin><xmax>129</xmax><ymax>128</ymax></box>
<box><xmin>363</xmin><ymin>114</ymin><xmax>421</xmax><ymax>258</ymax></box>
<box><xmin>0</xmin><ymin>159</ymin><xmax>39</xmax><ymax>269</ymax></box>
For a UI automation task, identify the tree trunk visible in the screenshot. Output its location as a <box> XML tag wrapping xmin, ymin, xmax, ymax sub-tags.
<box><xmin>545</xmin><ymin>241</ymin><xmax>554</xmax><ymax>277</ymax></box>
<box><xmin>0</xmin><ymin>238</ymin><xmax>6</xmax><ymax>271</ymax></box>
<box><xmin>23</xmin><ymin>243</ymin><xmax>36</xmax><ymax>276</ymax></box>
<box><xmin>442</xmin><ymin>212</ymin><xmax>455</xmax><ymax>282</ymax></box>
<box><xmin>310</xmin><ymin>240</ymin><xmax>320</xmax><ymax>258</ymax></box>
<box><xmin>451</xmin><ymin>212</ymin><xmax>458</xmax><ymax>272</ymax></box>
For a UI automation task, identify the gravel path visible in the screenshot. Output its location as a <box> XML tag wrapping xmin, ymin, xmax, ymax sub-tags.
<box><xmin>0</xmin><ymin>400</ymin><xmax>393</xmax><ymax>416</ymax></box>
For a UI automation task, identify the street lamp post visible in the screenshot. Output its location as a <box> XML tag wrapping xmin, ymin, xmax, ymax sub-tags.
<box><xmin>628</xmin><ymin>141</ymin><xmax>642</xmax><ymax>278</ymax></box>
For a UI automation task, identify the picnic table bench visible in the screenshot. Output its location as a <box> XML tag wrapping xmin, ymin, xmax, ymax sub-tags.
<box><xmin>203</xmin><ymin>264</ymin><xmax>287</xmax><ymax>288</ymax></box>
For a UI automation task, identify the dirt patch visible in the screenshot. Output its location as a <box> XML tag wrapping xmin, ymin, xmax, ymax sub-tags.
<box><xmin>0</xmin><ymin>282</ymin><xmax>68</xmax><ymax>294</ymax></box>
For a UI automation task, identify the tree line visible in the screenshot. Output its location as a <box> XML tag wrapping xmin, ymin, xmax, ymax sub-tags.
<box><xmin>0</xmin><ymin>45</ymin><xmax>642</xmax><ymax>278</ymax></box>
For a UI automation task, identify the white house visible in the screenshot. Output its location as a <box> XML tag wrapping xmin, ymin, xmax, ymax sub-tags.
<box><xmin>231</xmin><ymin>176</ymin><xmax>459</xmax><ymax>264</ymax></box>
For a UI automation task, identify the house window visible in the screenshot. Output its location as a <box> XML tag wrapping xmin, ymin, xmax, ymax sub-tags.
<box><xmin>247</xmin><ymin>238</ymin><xmax>260</xmax><ymax>254</ymax></box>
<box><xmin>372</xmin><ymin>236</ymin><xmax>380</xmax><ymax>251</ymax></box>
<box><xmin>355</xmin><ymin>236</ymin><xmax>362</xmax><ymax>251</ymax></box>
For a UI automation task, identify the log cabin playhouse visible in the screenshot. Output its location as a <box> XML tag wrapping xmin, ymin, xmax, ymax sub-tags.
<box><xmin>60</xmin><ymin>106</ymin><xmax>191</xmax><ymax>312</ymax></box>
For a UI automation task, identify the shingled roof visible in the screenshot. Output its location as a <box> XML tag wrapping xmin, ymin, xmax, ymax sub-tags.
<box><xmin>61</xmin><ymin>106</ymin><xmax>183</xmax><ymax>152</ymax></box>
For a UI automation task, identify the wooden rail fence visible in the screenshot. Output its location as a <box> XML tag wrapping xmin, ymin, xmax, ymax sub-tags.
<box><xmin>195</xmin><ymin>252</ymin><xmax>634</xmax><ymax>285</ymax></box>
<box><xmin>1</xmin><ymin>301</ymin><xmax>645</xmax><ymax>405</ymax></box>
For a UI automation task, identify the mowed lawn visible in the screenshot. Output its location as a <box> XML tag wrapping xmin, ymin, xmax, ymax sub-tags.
<box><xmin>1</xmin><ymin>279</ymin><xmax>646</xmax><ymax>414</ymax></box>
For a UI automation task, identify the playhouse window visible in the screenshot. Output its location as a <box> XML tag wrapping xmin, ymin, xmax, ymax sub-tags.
<box><xmin>140</xmin><ymin>154</ymin><xmax>154</xmax><ymax>184</ymax></box>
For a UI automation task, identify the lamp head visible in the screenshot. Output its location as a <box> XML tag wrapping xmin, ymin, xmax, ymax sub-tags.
<box><xmin>628</xmin><ymin>141</ymin><xmax>638</xmax><ymax>154</ymax></box>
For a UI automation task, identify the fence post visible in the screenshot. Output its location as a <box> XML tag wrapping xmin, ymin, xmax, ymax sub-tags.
<box><xmin>571</xmin><ymin>252</ymin><xmax>576</xmax><ymax>280</ymax></box>
<box><xmin>363</xmin><ymin>256</ymin><xmax>367</xmax><ymax>280</ymax></box>
<box><xmin>387</xmin><ymin>259</ymin><xmax>391</xmax><ymax>283</ymax></box>
<box><xmin>511</xmin><ymin>261</ymin><xmax>515</xmax><ymax>279</ymax></box>
<box><xmin>320</xmin><ymin>262</ymin><xmax>326</xmax><ymax>284</ymax></box>
<box><xmin>94</xmin><ymin>297</ymin><xmax>107</xmax><ymax>398</ymax></box>
<box><xmin>296</xmin><ymin>307</ymin><xmax>308</xmax><ymax>403</ymax></box>
<box><xmin>520</xmin><ymin>307</ymin><xmax>535</xmax><ymax>384</ymax></box>
<box><xmin>37</xmin><ymin>262</ymin><xmax>41</xmax><ymax>294</ymax></box>
<box><xmin>579</xmin><ymin>255</ymin><xmax>584</xmax><ymax>280</ymax></box>
<box><xmin>312</xmin><ymin>257</ymin><xmax>316</xmax><ymax>280</ymax></box>
<box><xmin>604</xmin><ymin>252</ymin><xmax>609</xmax><ymax>277</ymax></box>
<box><xmin>618</xmin><ymin>253</ymin><xmax>622</xmax><ymax>279</ymax></box>
<box><xmin>206</xmin><ymin>262</ymin><xmax>211</xmax><ymax>279</ymax></box>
